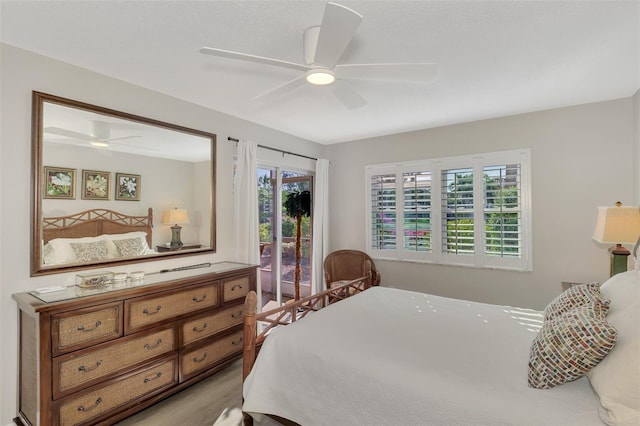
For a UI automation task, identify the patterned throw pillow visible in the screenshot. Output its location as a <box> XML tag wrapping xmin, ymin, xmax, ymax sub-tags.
<box><xmin>528</xmin><ymin>303</ymin><xmax>617</xmax><ymax>389</ymax></box>
<box><xmin>70</xmin><ymin>240</ymin><xmax>110</xmax><ymax>262</ymax></box>
<box><xmin>543</xmin><ymin>282</ymin><xmax>605</xmax><ymax>321</ymax></box>
<box><xmin>113</xmin><ymin>238</ymin><xmax>144</xmax><ymax>257</ymax></box>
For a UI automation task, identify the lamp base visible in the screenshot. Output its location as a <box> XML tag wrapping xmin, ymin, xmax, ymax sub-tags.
<box><xmin>609</xmin><ymin>244</ymin><xmax>630</xmax><ymax>276</ymax></box>
<box><xmin>170</xmin><ymin>225</ymin><xmax>183</xmax><ymax>248</ymax></box>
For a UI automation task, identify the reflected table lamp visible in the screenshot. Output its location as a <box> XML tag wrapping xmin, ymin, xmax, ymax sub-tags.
<box><xmin>592</xmin><ymin>202</ymin><xmax>640</xmax><ymax>276</ymax></box>
<box><xmin>162</xmin><ymin>208</ymin><xmax>190</xmax><ymax>247</ymax></box>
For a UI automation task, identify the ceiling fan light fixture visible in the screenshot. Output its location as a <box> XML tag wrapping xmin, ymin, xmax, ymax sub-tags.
<box><xmin>306</xmin><ymin>69</ymin><xmax>336</xmax><ymax>85</ymax></box>
<box><xmin>90</xmin><ymin>141</ymin><xmax>109</xmax><ymax>148</ymax></box>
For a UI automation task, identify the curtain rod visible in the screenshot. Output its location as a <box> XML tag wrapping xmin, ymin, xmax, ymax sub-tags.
<box><xmin>227</xmin><ymin>137</ymin><xmax>317</xmax><ymax>161</ymax></box>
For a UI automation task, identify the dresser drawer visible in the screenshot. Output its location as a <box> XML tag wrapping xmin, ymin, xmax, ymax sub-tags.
<box><xmin>55</xmin><ymin>357</ymin><xmax>177</xmax><ymax>426</ymax></box>
<box><xmin>125</xmin><ymin>283</ymin><xmax>218</xmax><ymax>333</ymax></box>
<box><xmin>180</xmin><ymin>330</ymin><xmax>243</xmax><ymax>380</ymax></box>
<box><xmin>182</xmin><ymin>305</ymin><xmax>244</xmax><ymax>346</ymax></box>
<box><xmin>223</xmin><ymin>276</ymin><xmax>250</xmax><ymax>302</ymax></box>
<box><xmin>53</xmin><ymin>327</ymin><xmax>175</xmax><ymax>399</ymax></box>
<box><xmin>52</xmin><ymin>302</ymin><xmax>123</xmax><ymax>356</ymax></box>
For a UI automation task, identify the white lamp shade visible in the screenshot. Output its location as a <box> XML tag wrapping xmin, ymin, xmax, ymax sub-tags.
<box><xmin>592</xmin><ymin>205</ymin><xmax>640</xmax><ymax>244</ymax></box>
<box><xmin>162</xmin><ymin>208</ymin><xmax>190</xmax><ymax>225</ymax></box>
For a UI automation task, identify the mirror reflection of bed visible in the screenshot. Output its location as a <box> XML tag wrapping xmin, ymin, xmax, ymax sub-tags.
<box><xmin>41</xmin><ymin>208</ymin><xmax>156</xmax><ymax>266</ymax></box>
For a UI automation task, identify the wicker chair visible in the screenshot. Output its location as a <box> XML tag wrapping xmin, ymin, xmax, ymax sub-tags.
<box><xmin>323</xmin><ymin>249</ymin><xmax>381</xmax><ymax>289</ymax></box>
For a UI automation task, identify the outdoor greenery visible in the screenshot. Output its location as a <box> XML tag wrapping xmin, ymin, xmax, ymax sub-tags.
<box><xmin>375</xmin><ymin>166</ymin><xmax>520</xmax><ymax>257</ymax></box>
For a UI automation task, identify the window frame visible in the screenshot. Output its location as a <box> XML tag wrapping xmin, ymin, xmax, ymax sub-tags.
<box><xmin>365</xmin><ymin>149</ymin><xmax>532</xmax><ymax>271</ymax></box>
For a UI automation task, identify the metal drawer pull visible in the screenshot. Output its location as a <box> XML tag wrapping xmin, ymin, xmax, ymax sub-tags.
<box><xmin>193</xmin><ymin>323</ymin><xmax>208</xmax><ymax>332</ymax></box>
<box><xmin>231</xmin><ymin>311</ymin><xmax>242</xmax><ymax>319</ymax></box>
<box><xmin>78</xmin><ymin>360</ymin><xmax>103</xmax><ymax>372</ymax></box>
<box><xmin>144</xmin><ymin>372</ymin><xmax>162</xmax><ymax>383</ymax></box>
<box><xmin>193</xmin><ymin>352</ymin><xmax>208</xmax><ymax>363</ymax></box>
<box><xmin>77</xmin><ymin>397</ymin><xmax>102</xmax><ymax>412</ymax></box>
<box><xmin>192</xmin><ymin>294</ymin><xmax>207</xmax><ymax>303</ymax></box>
<box><xmin>230</xmin><ymin>284</ymin><xmax>243</xmax><ymax>292</ymax></box>
<box><xmin>77</xmin><ymin>320</ymin><xmax>102</xmax><ymax>332</ymax></box>
<box><xmin>143</xmin><ymin>306</ymin><xmax>162</xmax><ymax>315</ymax></box>
<box><xmin>232</xmin><ymin>337</ymin><xmax>243</xmax><ymax>346</ymax></box>
<box><xmin>144</xmin><ymin>339</ymin><xmax>162</xmax><ymax>350</ymax></box>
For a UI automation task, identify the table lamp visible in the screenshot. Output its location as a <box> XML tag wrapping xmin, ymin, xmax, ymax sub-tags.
<box><xmin>162</xmin><ymin>208</ymin><xmax>190</xmax><ymax>247</ymax></box>
<box><xmin>592</xmin><ymin>202</ymin><xmax>640</xmax><ymax>276</ymax></box>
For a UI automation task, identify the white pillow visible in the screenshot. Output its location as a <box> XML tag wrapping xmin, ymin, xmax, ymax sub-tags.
<box><xmin>42</xmin><ymin>243</ymin><xmax>56</xmax><ymax>265</ymax></box>
<box><xmin>587</xmin><ymin>271</ymin><xmax>640</xmax><ymax>426</ymax></box>
<box><xmin>47</xmin><ymin>235</ymin><xmax>106</xmax><ymax>264</ymax></box>
<box><xmin>106</xmin><ymin>231</ymin><xmax>148</xmax><ymax>242</ymax></box>
<box><xmin>600</xmin><ymin>270</ymin><xmax>640</xmax><ymax>316</ymax></box>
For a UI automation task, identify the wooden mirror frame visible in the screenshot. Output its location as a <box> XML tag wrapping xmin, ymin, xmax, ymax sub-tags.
<box><xmin>31</xmin><ymin>92</ymin><xmax>216</xmax><ymax>276</ymax></box>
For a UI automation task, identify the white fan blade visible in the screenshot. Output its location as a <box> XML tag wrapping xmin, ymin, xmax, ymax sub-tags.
<box><xmin>331</xmin><ymin>80</ymin><xmax>367</xmax><ymax>110</ymax></box>
<box><xmin>200</xmin><ymin>47</ymin><xmax>309</xmax><ymax>72</ymax></box>
<box><xmin>109</xmin><ymin>141</ymin><xmax>159</xmax><ymax>151</ymax></box>
<box><xmin>252</xmin><ymin>75</ymin><xmax>307</xmax><ymax>103</ymax></box>
<box><xmin>313</xmin><ymin>2</ymin><xmax>362</xmax><ymax>68</ymax></box>
<box><xmin>105</xmin><ymin>135</ymin><xmax>141</xmax><ymax>142</ymax></box>
<box><xmin>44</xmin><ymin>127</ymin><xmax>93</xmax><ymax>141</ymax></box>
<box><xmin>45</xmin><ymin>127</ymin><xmax>140</xmax><ymax>143</ymax></box>
<box><xmin>335</xmin><ymin>63</ymin><xmax>439</xmax><ymax>82</ymax></box>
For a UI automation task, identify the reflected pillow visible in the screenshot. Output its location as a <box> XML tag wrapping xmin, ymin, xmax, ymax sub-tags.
<box><xmin>42</xmin><ymin>243</ymin><xmax>56</xmax><ymax>265</ymax></box>
<box><xmin>70</xmin><ymin>240</ymin><xmax>110</xmax><ymax>263</ymax></box>
<box><xmin>113</xmin><ymin>238</ymin><xmax>144</xmax><ymax>257</ymax></box>
<box><xmin>528</xmin><ymin>302</ymin><xmax>616</xmax><ymax>389</ymax></box>
<box><xmin>543</xmin><ymin>282</ymin><xmax>605</xmax><ymax>321</ymax></box>
<box><xmin>106</xmin><ymin>232</ymin><xmax>151</xmax><ymax>257</ymax></box>
<box><xmin>48</xmin><ymin>235</ymin><xmax>106</xmax><ymax>264</ymax></box>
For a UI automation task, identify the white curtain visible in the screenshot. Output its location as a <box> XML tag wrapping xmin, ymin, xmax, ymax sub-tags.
<box><xmin>311</xmin><ymin>159</ymin><xmax>330</xmax><ymax>294</ymax></box>
<box><xmin>233</xmin><ymin>140</ymin><xmax>261</xmax><ymax>302</ymax></box>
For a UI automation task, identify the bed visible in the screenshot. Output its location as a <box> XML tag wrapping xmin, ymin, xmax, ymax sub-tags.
<box><xmin>41</xmin><ymin>208</ymin><xmax>155</xmax><ymax>265</ymax></box>
<box><xmin>242</xmin><ymin>271</ymin><xmax>640</xmax><ymax>426</ymax></box>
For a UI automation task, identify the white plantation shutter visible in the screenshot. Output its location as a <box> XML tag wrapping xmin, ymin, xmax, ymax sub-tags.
<box><xmin>369</xmin><ymin>173</ymin><xmax>397</xmax><ymax>251</ymax></box>
<box><xmin>441</xmin><ymin>167</ymin><xmax>474</xmax><ymax>256</ymax></box>
<box><xmin>365</xmin><ymin>149</ymin><xmax>531</xmax><ymax>271</ymax></box>
<box><xmin>483</xmin><ymin>164</ymin><xmax>522</xmax><ymax>258</ymax></box>
<box><xmin>403</xmin><ymin>171</ymin><xmax>432</xmax><ymax>253</ymax></box>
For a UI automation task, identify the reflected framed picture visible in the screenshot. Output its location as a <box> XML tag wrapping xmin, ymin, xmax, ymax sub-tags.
<box><xmin>44</xmin><ymin>166</ymin><xmax>75</xmax><ymax>199</ymax></box>
<box><xmin>81</xmin><ymin>170</ymin><xmax>110</xmax><ymax>200</ymax></box>
<box><xmin>115</xmin><ymin>172</ymin><xmax>141</xmax><ymax>201</ymax></box>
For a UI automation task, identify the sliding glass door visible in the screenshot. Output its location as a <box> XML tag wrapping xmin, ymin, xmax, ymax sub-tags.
<box><xmin>258</xmin><ymin>167</ymin><xmax>313</xmax><ymax>308</ymax></box>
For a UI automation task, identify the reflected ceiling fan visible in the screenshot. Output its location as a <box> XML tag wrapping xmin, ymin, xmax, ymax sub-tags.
<box><xmin>199</xmin><ymin>2</ymin><xmax>438</xmax><ymax>109</ymax></box>
<box><xmin>44</xmin><ymin>121</ymin><xmax>141</xmax><ymax>148</ymax></box>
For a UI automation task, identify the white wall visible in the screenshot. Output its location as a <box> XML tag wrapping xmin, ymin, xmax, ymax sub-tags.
<box><xmin>633</xmin><ymin>89</ymin><xmax>640</xmax><ymax>204</ymax></box>
<box><xmin>327</xmin><ymin>97</ymin><xmax>636</xmax><ymax>310</ymax></box>
<box><xmin>0</xmin><ymin>43</ymin><xmax>325</xmax><ymax>426</ymax></box>
<box><xmin>43</xmin><ymin>143</ymin><xmax>203</xmax><ymax>247</ymax></box>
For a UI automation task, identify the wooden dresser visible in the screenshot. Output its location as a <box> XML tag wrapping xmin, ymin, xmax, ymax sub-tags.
<box><xmin>12</xmin><ymin>262</ymin><xmax>257</xmax><ymax>426</ymax></box>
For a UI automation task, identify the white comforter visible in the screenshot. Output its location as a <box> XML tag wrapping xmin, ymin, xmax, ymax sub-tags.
<box><xmin>243</xmin><ymin>286</ymin><xmax>603</xmax><ymax>425</ymax></box>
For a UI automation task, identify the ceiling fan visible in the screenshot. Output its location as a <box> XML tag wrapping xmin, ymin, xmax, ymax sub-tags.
<box><xmin>199</xmin><ymin>2</ymin><xmax>438</xmax><ymax>109</ymax></box>
<box><xmin>44</xmin><ymin>121</ymin><xmax>141</xmax><ymax>148</ymax></box>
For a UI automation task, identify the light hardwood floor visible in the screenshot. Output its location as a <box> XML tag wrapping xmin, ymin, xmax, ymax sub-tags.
<box><xmin>115</xmin><ymin>359</ymin><xmax>243</xmax><ymax>426</ymax></box>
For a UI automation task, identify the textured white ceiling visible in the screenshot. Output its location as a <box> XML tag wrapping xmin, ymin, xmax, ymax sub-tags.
<box><xmin>1</xmin><ymin>0</ymin><xmax>638</xmax><ymax>144</ymax></box>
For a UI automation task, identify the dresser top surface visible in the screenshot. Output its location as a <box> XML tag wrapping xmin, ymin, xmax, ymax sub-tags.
<box><xmin>14</xmin><ymin>261</ymin><xmax>257</xmax><ymax>308</ymax></box>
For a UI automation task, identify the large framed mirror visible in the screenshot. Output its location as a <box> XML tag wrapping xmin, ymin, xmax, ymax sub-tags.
<box><xmin>32</xmin><ymin>92</ymin><xmax>216</xmax><ymax>276</ymax></box>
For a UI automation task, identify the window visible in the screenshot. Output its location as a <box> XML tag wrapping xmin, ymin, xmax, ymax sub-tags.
<box><xmin>366</xmin><ymin>149</ymin><xmax>531</xmax><ymax>271</ymax></box>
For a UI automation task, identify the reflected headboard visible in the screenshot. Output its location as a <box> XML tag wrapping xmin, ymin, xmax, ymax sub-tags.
<box><xmin>42</xmin><ymin>208</ymin><xmax>153</xmax><ymax>246</ymax></box>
